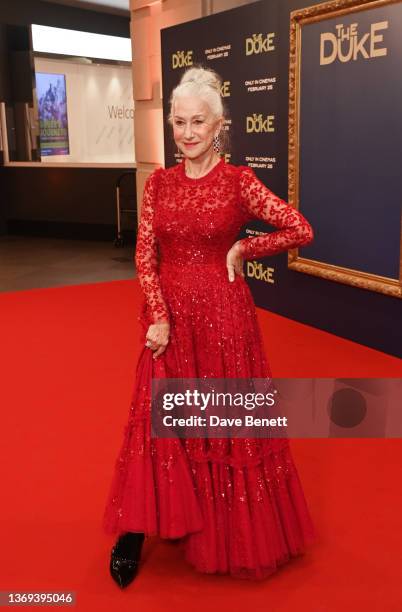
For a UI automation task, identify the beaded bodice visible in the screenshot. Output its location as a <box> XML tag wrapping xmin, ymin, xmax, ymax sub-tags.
<box><xmin>135</xmin><ymin>157</ymin><xmax>313</xmax><ymax>324</ymax></box>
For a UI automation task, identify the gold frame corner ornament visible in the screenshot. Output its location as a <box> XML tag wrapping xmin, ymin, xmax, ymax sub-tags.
<box><xmin>288</xmin><ymin>0</ymin><xmax>402</xmax><ymax>299</ymax></box>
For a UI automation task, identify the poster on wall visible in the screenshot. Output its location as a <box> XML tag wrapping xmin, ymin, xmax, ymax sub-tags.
<box><xmin>288</xmin><ymin>0</ymin><xmax>402</xmax><ymax>299</ymax></box>
<box><xmin>35</xmin><ymin>72</ymin><xmax>70</xmax><ymax>156</ymax></box>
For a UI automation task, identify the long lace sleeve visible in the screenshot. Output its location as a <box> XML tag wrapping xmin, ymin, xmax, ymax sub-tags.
<box><xmin>236</xmin><ymin>166</ymin><xmax>314</xmax><ymax>260</ymax></box>
<box><xmin>134</xmin><ymin>168</ymin><xmax>170</xmax><ymax>324</ymax></box>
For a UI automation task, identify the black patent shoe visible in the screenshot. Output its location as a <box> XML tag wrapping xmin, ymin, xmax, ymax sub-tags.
<box><xmin>109</xmin><ymin>532</ymin><xmax>145</xmax><ymax>589</ymax></box>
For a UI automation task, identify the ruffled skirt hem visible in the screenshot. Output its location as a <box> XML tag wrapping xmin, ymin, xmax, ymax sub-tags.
<box><xmin>102</xmin><ymin>347</ymin><xmax>317</xmax><ymax>579</ymax></box>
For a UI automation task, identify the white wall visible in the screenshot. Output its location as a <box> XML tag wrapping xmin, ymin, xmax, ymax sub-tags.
<box><xmin>34</xmin><ymin>57</ymin><xmax>135</xmax><ymax>164</ymax></box>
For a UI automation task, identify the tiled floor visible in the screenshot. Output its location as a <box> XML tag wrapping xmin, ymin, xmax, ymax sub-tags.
<box><xmin>0</xmin><ymin>235</ymin><xmax>136</xmax><ymax>292</ymax></box>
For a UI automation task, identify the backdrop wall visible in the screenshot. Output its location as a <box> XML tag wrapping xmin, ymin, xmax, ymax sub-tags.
<box><xmin>161</xmin><ymin>0</ymin><xmax>402</xmax><ymax>358</ymax></box>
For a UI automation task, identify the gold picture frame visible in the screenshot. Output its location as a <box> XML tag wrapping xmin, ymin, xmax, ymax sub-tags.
<box><xmin>287</xmin><ymin>0</ymin><xmax>402</xmax><ymax>298</ymax></box>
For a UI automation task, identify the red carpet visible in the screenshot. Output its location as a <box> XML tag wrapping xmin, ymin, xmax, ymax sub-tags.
<box><xmin>0</xmin><ymin>278</ymin><xmax>401</xmax><ymax>611</ymax></box>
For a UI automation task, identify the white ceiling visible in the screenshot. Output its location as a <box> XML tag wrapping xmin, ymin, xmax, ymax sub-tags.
<box><xmin>43</xmin><ymin>0</ymin><xmax>130</xmax><ymax>16</ymax></box>
<box><xmin>76</xmin><ymin>0</ymin><xmax>129</xmax><ymax>9</ymax></box>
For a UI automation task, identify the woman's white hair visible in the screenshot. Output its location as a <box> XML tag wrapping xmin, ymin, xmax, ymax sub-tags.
<box><xmin>167</xmin><ymin>66</ymin><xmax>224</xmax><ymax>124</ymax></box>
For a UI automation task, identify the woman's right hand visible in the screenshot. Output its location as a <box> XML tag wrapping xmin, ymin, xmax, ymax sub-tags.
<box><xmin>145</xmin><ymin>321</ymin><xmax>170</xmax><ymax>359</ymax></box>
<box><xmin>226</xmin><ymin>240</ymin><xmax>245</xmax><ymax>282</ymax></box>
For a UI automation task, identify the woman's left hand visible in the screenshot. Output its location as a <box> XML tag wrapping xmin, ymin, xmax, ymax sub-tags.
<box><xmin>226</xmin><ymin>241</ymin><xmax>244</xmax><ymax>282</ymax></box>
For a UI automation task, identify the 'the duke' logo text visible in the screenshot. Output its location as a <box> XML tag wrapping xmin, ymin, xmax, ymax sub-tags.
<box><xmin>172</xmin><ymin>50</ymin><xmax>194</xmax><ymax>69</ymax></box>
<box><xmin>246</xmin><ymin>113</ymin><xmax>275</xmax><ymax>133</ymax></box>
<box><xmin>247</xmin><ymin>262</ymin><xmax>275</xmax><ymax>283</ymax></box>
<box><xmin>221</xmin><ymin>81</ymin><xmax>230</xmax><ymax>97</ymax></box>
<box><xmin>320</xmin><ymin>21</ymin><xmax>388</xmax><ymax>65</ymax></box>
<box><xmin>245</xmin><ymin>33</ymin><xmax>275</xmax><ymax>55</ymax></box>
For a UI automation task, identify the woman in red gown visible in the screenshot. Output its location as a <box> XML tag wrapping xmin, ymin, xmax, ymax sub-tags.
<box><xmin>102</xmin><ymin>66</ymin><xmax>317</xmax><ymax>587</ymax></box>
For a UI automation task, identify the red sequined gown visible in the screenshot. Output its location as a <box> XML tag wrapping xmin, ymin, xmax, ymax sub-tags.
<box><xmin>102</xmin><ymin>157</ymin><xmax>317</xmax><ymax>579</ymax></box>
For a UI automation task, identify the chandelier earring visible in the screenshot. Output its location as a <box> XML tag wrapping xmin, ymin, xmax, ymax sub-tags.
<box><xmin>213</xmin><ymin>133</ymin><xmax>221</xmax><ymax>153</ymax></box>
